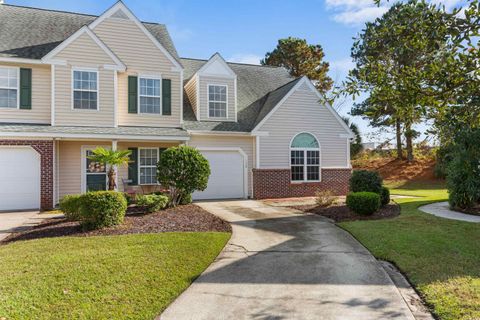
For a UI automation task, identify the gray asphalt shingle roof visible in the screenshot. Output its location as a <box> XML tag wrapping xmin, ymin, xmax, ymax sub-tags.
<box><xmin>0</xmin><ymin>124</ymin><xmax>189</xmax><ymax>138</ymax></box>
<box><xmin>0</xmin><ymin>4</ymin><xmax>180</xmax><ymax>61</ymax></box>
<box><xmin>181</xmin><ymin>58</ymin><xmax>298</xmax><ymax>132</ymax></box>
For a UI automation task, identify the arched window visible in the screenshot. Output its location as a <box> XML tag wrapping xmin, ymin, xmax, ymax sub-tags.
<box><xmin>290</xmin><ymin>132</ymin><xmax>320</xmax><ymax>182</ymax></box>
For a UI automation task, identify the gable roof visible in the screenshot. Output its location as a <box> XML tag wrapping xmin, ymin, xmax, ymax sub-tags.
<box><xmin>0</xmin><ymin>4</ymin><xmax>180</xmax><ymax>62</ymax></box>
<box><xmin>182</xmin><ymin>57</ymin><xmax>296</xmax><ymax>132</ymax></box>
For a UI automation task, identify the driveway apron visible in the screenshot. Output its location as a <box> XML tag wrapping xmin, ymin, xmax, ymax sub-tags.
<box><xmin>160</xmin><ymin>200</ymin><xmax>414</xmax><ymax>320</ymax></box>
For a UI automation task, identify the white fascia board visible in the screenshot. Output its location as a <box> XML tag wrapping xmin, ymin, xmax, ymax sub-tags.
<box><xmin>41</xmin><ymin>26</ymin><xmax>126</xmax><ymax>70</ymax></box>
<box><xmin>187</xmin><ymin>130</ymin><xmax>253</xmax><ymax>137</ymax></box>
<box><xmin>0</xmin><ymin>57</ymin><xmax>44</xmax><ymax>64</ymax></box>
<box><xmin>0</xmin><ymin>131</ymin><xmax>190</xmax><ymax>141</ymax></box>
<box><xmin>251</xmin><ymin>77</ymin><xmax>306</xmax><ymax>133</ymax></box>
<box><xmin>196</xmin><ymin>53</ymin><xmax>236</xmax><ymax>78</ymax></box>
<box><xmin>88</xmin><ymin>2</ymin><xmax>182</xmax><ymax>71</ymax></box>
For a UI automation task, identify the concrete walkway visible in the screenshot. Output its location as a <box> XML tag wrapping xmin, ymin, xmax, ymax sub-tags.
<box><xmin>0</xmin><ymin>211</ymin><xmax>50</xmax><ymax>241</ymax></box>
<box><xmin>160</xmin><ymin>200</ymin><xmax>415</xmax><ymax>320</ymax></box>
<box><xmin>420</xmin><ymin>201</ymin><xmax>480</xmax><ymax>223</ymax></box>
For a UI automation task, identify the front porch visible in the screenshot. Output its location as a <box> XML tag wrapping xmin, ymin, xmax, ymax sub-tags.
<box><xmin>56</xmin><ymin>139</ymin><xmax>186</xmax><ymax>205</ymax></box>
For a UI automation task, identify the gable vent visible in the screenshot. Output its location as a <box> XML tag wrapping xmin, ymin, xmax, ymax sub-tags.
<box><xmin>111</xmin><ymin>9</ymin><xmax>129</xmax><ymax>20</ymax></box>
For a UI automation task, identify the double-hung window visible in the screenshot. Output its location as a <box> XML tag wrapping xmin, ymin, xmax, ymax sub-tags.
<box><xmin>139</xmin><ymin>77</ymin><xmax>161</xmax><ymax>114</ymax></box>
<box><xmin>73</xmin><ymin>70</ymin><xmax>98</xmax><ymax>110</ymax></box>
<box><xmin>208</xmin><ymin>84</ymin><xmax>227</xmax><ymax>118</ymax></box>
<box><xmin>290</xmin><ymin>133</ymin><xmax>320</xmax><ymax>182</ymax></box>
<box><xmin>0</xmin><ymin>67</ymin><xmax>18</xmax><ymax>108</ymax></box>
<box><xmin>139</xmin><ymin>148</ymin><xmax>158</xmax><ymax>185</ymax></box>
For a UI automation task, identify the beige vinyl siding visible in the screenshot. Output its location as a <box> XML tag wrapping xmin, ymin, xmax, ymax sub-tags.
<box><xmin>53</xmin><ymin>32</ymin><xmax>117</xmax><ymax>127</ymax></box>
<box><xmin>93</xmin><ymin>17</ymin><xmax>182</xmax><ymax>127</ymax></box>
<box><xmin>258</xmin><ymin>88</ymin><xmax>349</xmax><ymax>168</ymax></box>
<box><xmin>198</xmin><ymin>75</ymin><xmax>235</xmax><ymax>122</ymax></box>
<box><xmin>54</xmin><ymin>66</ymin><xmax>115</xmax><ymax>126</ymax></box>
<box><xmin>184</xmin><ymin>76</ymin><xmax>198</xmax><ymax>118</ymax></box>
<box><xmin>58</xmin><ymin>141</ymin><xmax>109</xmax><ymax>198</ymax></box>
<box><xmin>188</xmin><ymin>135</ymin><xmax>254</xmax><ymax>197</ymax></box>
<box><xmin>0</xmin><ymin>63</ymin><xmax>51</xmax><ymax>124</ymax></box>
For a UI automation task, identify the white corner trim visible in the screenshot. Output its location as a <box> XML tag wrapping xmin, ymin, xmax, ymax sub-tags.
<box><xmin>113</xmin><ymin>71</ymin><xmax>118</xmax><ymax>127</ymax></box>
<box><xmin>51</xmin><ymin>64</ymin><xmax>55</xmax><ymax>126</ymax></box>
<box><xmin>255</xmin><ymin>135</ymin><xmax>260</xmax><ymax>168</ymax></box>
<box><xmin>42</xmin><ymin>26</ymin><xmax>126</xmax><ymax>71</ymax></box>
<box><xmin>88</xmin><ymin>2</ymin><xmax>182</xmax><ymax>70</ymax></box>
<box><xmin>234</xmin><ymin>77</ymin><xmax>238</xmax><ymax>122</ymax></box>
<box><xmin>180</xmin><ymin>69</ymin><xmax>184</xmax><ymax>124</ymax></box>
<box><xmin>196</xmin><ymin>53</ymin><xmax>236</xmax><ymax>78</ymax></box>
<box><xmin>196</xmin><ymin>74</ymin><xmax>200</xmax><ymax>120</ymax></box>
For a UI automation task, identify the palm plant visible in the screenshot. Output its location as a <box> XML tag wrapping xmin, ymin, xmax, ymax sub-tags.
<box><xmin>87</xmin><ymin>147</ymin><xmax>132</xmax><ymax>191</ymax></box>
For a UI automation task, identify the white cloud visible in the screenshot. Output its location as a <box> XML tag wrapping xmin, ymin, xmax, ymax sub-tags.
<box><xmin>332</xmin><ymin>6</ymin><xmax>389</xmax><ymax>25</ymax></box>
<box><xmin>228</xmin><ymin>54</ymin><xmax>262</xmax><ymax>65</ymax></box>
<box><xmin>329</xmin><ymin>57</ymin><xmax>355</xmax><ymax>78</ymax></box>
<box><xmin>430</xmin><ymin>0</ymin><xmax>464</xmax><ymax>11</ymax></box>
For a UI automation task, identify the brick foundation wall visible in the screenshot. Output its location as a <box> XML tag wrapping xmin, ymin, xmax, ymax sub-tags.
<box><xmin>0</xmin><ymin>140</ymin><xmax>54</xmax><ymax>210</ymax></box>
<box><xmin>253</xmin><ymin>168</ymin><xmax>351</xmax><ymax>199</ymax></box>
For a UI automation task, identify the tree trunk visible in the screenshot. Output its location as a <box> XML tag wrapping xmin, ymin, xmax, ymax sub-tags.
<box><xmin>108</xmin><ymin>167</ymin><xmax>116</xmax><ymax>191</ymax></box>
<box><xmin>404</xmin><ymin>123</ymin><xmax>414</xmax><ymax>162</ymax></box>
<box><xmin>396</xmin><ymin>119</ymin><xmax>404</xmax><ymax>160</ymax></box>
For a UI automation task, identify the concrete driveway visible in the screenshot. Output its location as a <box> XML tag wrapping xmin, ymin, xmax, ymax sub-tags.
<box><xmin>160</xmin><ymin>200</ymin><xmax>415</xmax><ymax>320</ymax></box>
<box><xmin>0</xmin><ymin>211</ymin><xmax>46</xmax><ymax>241</ymax></box>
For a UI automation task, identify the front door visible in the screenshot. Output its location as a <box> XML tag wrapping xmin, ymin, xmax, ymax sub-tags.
<box><xmin>85</xmin><ymin>149</ymin><xmax>107</xmax><ymax>192</ymax></box>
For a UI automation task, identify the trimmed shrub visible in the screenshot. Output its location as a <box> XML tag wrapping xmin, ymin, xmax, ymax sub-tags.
<box><xmin>79</xmin><ymin>191</ymin><xmax>127</xmax><ymax>230</ymax></box>
<box><xmin>349</xmin><ymin>170</ymin><xmax>383</xmax><ymax>194</ymax></box>
<box><xmin>380</xmin><ymin>186</ymin><xmax>390</xmax><ymax>207</ymax></box>
<box><xmin>59</xmin><ymin>194</ymin><xmax>83</xmax><ymax>221</ymax></box>
<box><xmin>446</xmin><ymin>129</ymin><xmax>480</xmax><ymax>209</ymax></box>
<box><xmin>346</xmin><ymin>192</ymin><xmax>380</xmax><ymax>215</ymax></box>
<box><xmin>136</xmin><ymin>194</ymin><xmax>169</xmax><ymax>213</ymax></box>
<box><xmin>179</xmin><ymin>193</ymin><xmax>193</xmax><ymax>205</ymax></box>
<box><xmin>157</xmin><ymin>146</ymin><xmax>210</xmax><ymax>206</ymax></box>
<box><xmin>315</xmin><ymin>190</ymin><xmax>337</xmax><ymax>208</ymax></box>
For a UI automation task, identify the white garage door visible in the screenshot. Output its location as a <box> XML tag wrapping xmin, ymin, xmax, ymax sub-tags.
<box><xmin>193</xmin><ymin>150</ymin><xmax>246</xmax><ymax>200</ymax></box>
<box><xmin>0</xmin><ymin>147</ymin><xmax>41</xmax><ymax>211</ymax></box>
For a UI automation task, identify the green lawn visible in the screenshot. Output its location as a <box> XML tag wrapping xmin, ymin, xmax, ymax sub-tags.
<box><xmin>0</xmin><ymin>232</ymin><xmax>230</xmax><ymax>320</ymax></box>
<box><xmin>340</xmin><ymin>181</ymin><xmax>480</xmax><ymax>320</ymax></box>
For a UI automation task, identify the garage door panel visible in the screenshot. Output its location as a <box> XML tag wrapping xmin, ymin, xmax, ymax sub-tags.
<box><xmin>0</xmin><ymin>148</ymin><xmax>41</xmax><ymax>211</ymax></box>
<box><xmin>193</xmin><ymin>150</ymin><xmax>245</xmax><ymax>200</ymax></box>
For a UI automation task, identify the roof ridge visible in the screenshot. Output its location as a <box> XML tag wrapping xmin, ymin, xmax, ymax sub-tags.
<box><xmin>1</xmin><ymin>3</ymin><xmax>165</xmax><ymax>26</ymax></box>
<box><xmin>180</xmin><ymin>57</ymin><xmax>286</xmax><ymax>69</ymax></box>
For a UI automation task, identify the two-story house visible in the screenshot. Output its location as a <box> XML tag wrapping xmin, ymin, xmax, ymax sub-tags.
<box><xmin>0</xmin><ymin>2</ymin><xmax>353</xmax><ymax>211</ymax></box>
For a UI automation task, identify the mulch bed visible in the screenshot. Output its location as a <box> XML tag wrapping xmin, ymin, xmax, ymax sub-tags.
<box><xmin>290</xmin><ymin>203</ymin><xmax>400</xmax><ymax>222</ymax></box>
<box><xmin>453</xmin><ymin>206</ymin><xmax>480</xmax><ymax>216</ymax></box>
<box><xmin>2</xmin><ymin>204</ymin><xmax>231</xmax><ymax>244</ymax></box>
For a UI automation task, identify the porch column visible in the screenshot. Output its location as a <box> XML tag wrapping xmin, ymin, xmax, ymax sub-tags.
<box><xmin>112</xmin><ymin>140</ymin><xmax>118</xmax><ymax>191</ymax></box>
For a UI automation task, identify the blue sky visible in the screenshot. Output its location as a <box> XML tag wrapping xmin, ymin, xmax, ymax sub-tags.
<box><xmin>7</xmin><ymin>0</ymin><xmax>465</xmax><ymax>143</ymax></box>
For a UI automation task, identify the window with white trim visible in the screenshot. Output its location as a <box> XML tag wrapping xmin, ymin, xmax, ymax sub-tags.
<box><xmin>73</xmin><ymin>70</ymin><xmax>98</xmax><ymax>110</ymax></box>
<box><xmin>290</xmin><ymin>133</ymin><xmax>320</xmax><ymax>182</ymax></box>
<box><xmin>139</xmin><ymin>77</ymin><xmax>161</xmax><ymax>114</ymax></box>
<box><xmin>0</xmin><ymin>67</ymin><xmax>18</xmax><ymax>108</ymax></box>
<box><xmin>139</xmin><ymin>148</ymin><xmax>158</xmax><ymax>185</ymax></box>
<box><xmin>208</xmin><ymin>84</ymin><xmax>227</xmax><ymax>118</ymax></box>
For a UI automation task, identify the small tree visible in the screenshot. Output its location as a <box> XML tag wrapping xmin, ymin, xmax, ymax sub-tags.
<box><xmin>87</xmin><ymin>147</ymin><xmax>131</xmax><ymax>191</ymax></box>
<box><xmin>157</xmin><ymin>146</ymin><xmax>210</xmax><ymax>206</ymax></box>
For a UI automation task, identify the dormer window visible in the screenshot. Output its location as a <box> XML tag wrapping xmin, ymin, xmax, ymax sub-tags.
<box><xmin>208</xmin><ymin>84</ymin><xmax>227</xmax><ymax>118</ymax></box>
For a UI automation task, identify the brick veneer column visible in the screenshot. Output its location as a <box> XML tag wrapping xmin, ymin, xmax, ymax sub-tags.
<box><xmin>0</xmin><ymin>140</ymin><xmax>54</xmax><ymax>210</ymax></box>
<box><xmin>252</xmin><ymin>168</ymin><xmax>351</xmax><ymax>199</ymax></box>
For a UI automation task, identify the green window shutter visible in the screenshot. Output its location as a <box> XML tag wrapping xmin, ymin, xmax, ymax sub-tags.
<box><xmin>128</xmin><ymin>148</ymin><xmax>138</xmax><ymax>185</ymax></box>
<box><xmin>19</xmin><ymin>68</ymin><xmax>32</xmax><ymax>109</ymax></box>
<box><xmin>162</xmin><ymin>79</ymin><xmax>171</xmax><ymax>115</ymax></box>
<box><xmin>128</xmin><ymin>76</ymin><xmax>138</xmax><ymax>114</ymax></box>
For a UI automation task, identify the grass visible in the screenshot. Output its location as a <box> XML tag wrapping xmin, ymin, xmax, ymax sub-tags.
<box><xmin>340</xmin><ymin>181</ymin><xmax>480</xmax><ymax>320</ymax></box>
<box><xmin>0</xmin><ymin>232</ymin><xmax>230</xmax><ymax>320</ymax></box>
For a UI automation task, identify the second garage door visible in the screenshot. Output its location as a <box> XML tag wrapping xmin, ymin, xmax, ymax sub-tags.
<box><xmin>0</xmin><ymin>147</ymin><xmax>41</xmax><ymax>211</ymax></box>
<box><xmin>193</xmin><ymin>149</ymin><xmax>246</xmax><ymax>200</ymax></box>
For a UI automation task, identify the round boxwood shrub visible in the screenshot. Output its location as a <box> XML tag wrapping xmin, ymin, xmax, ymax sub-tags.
<box><xmin>179</xmin><ymin>193</ymin><xmax>193</xmax><ymax>205</ymax></box>
<box><xmin>79</xmin><ymin>191</ymin><xmax>127</xmax><ymax>230</ymax></box>
<box><xmin>380</xmin><ymin>186</ymin><xmax>390</xmax><ymax>207</ymax></box>
<box><xmin>349</xmin><ymin>170</ymin><xmax>383</xmax><ymax>194</ymax></box>
<box><xmin>136</xmin><ymin>194</ymin><xmax>169</xmax><ymax>213</ymax></box>
<box><xmin>59</xmin><ymin>194</ymin><xmax>83</xmax><ymax>221</ymax></box>
<box><xmin>346</xmin><ymin>192</ymin><xmax>381</xmax><ymax>215</ymax></box>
